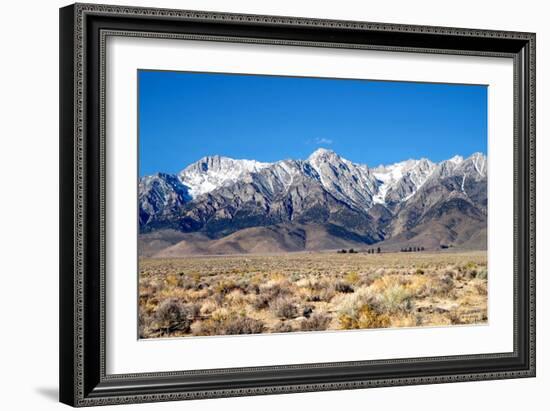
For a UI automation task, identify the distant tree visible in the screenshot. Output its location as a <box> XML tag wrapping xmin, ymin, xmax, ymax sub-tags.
<box><xmin>377</xmin><ymin>247</ymin><xmax>381</xmax><ymax>254</ymax></box>
<box><xmin>348</xmin><ymin>248</ymin><xmax>356</xmax><ymax>254</ymax></box>
<box><xmin>421</xmin><ymin>246</ymin><xmax>425</xmax><ymax>251</ymax></box>
<box><xmin>408</xmin><ymin>247</ymin><xmax>412</xmax><ymax>252</ymax></box>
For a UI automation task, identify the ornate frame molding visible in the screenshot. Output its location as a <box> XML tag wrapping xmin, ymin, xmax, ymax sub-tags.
<box><xmin>60</xmin><ymin>3</ymin><xmax>535</xmax><ymax>407</ymax></box>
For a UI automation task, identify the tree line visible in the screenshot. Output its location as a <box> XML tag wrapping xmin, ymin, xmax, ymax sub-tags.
<box><xmin>400</xmin><ymin>246</ymin><xmax>425</xmax><ymax>252</ymax></box>
<box><xmin>337</xmin><ymin>247</ymin><xmax>381</xmax><ymax>254</ymax></box>
<box><xmin>336</xmin><ymin>246</ymin><xmax>426</xmax><ymax>254</ymax></box>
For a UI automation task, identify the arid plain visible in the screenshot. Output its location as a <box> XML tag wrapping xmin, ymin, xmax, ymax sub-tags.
<box><xmin>139</xmin><ymin>250</ymin><xmax>487</xmax><ymax>338</ymax></box>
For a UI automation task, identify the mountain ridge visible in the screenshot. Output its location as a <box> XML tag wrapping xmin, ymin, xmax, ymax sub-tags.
<box><xmin>139</xmin><ymin>149</ymin><xmax>487</xmax><ymax>255</ymax></box>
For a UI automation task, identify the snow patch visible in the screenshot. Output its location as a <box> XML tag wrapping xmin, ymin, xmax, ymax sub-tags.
<box><xmin>179</xmin><ymin>156</ymin><xmax>269</xmax><ymax>197</ymax></box>
<box><xmin>372</xmin><ymin>159</ymin><xmax>435</xmax><ymax>205</ymax></box>
<box><xmin>472</xmin><ymin>154</ymin><xmax>486</xmax><ymax>176</ymax></box>
<box><xmin>449</xmin><ymin>155</ymin><xmax>464</xmax><ymax>165</ymax></box>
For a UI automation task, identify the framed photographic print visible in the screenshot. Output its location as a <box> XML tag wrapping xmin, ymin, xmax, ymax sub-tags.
<box><xmin>59</xmin><ymin>3</ymin><xmax>536</xmax><ymax>407</ymax></box>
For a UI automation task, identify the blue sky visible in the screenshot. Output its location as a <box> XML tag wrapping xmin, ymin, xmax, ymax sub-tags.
<box><xmin>138</xmin><ymin>70</ymin><xmax>487</xmax><ymax>176</ymax></box>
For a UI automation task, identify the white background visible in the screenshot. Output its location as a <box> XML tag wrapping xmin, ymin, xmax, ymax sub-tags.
<box><xmin>0</xmin><ymin>0</ymin><xmax>547</xmax><ymax>410</ymax></box>
<box><xmin>107</xmin><ymin>37</ymin><xmax>514</xmax><ymax>374</ymax></box>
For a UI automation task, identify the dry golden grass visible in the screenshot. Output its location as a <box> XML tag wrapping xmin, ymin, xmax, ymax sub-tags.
<box><xmin>139</xmin><ymin>250</ymin><xmax>487</xmax><ymax>338</ymax></box>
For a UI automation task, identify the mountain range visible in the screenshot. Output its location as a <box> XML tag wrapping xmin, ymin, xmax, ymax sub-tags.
<box><xmin>139</xmin><ymin>148</ymin><xmax>487</xmax><ymax>257</ymax></box>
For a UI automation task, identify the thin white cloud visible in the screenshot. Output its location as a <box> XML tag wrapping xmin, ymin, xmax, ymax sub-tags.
<box><xmin>314</xmin><ymin>137</ymin><xmax>333</xmax><ymax>145</ymax></box>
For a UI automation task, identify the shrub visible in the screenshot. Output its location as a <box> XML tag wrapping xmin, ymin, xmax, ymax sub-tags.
<box><xmin>165</xmin><ymin>274</ymin><xmax>180</xmax><ymax>288</ymax></box>
<box><xmin>380</xmin><ymin>284</ymin><xmax>413</xmax><ymax>313</ymax></box>
<box><xmin>251</xmin><ymin>282</ymin><xmax>291</xmax><ymax>310</ymax></box>
<box><xmin>476</xmin><ymin>268</ymin><xmax>488</xmax><ymax>280</ymax></box>
<box><xmin>460</xmin><ymin>261</ymin><xmax>480</xmax><ymax>278</ymax></box>
<box><xmin>306</xmin><ymin>278</ymin><xmax>328</xmax><ymax>291</ymax></box>
<box><xmin>269</xmin><ymin>297</ymin><xmax>298</xmax><ymax>319</ymax></box>
<box><xmin>243</xmin><ymin>282</ymin><xmax>260</xmax><ymax>295</ymax></box>
<box><xmin>345</xmin><ymin>272</ymin><xmax>360</xmax><ymax>285</ymax></box>
<box><xmin>444</xmin><ymin>269</ymin><xmax>459</xmax><ymax>280</ymax></box>
<box><xmin>290</xmin><ymin>273</ymin><xmax>301</xmax><ymax>282</ymax></box>
<box><xmin>222</xmin><ymin>316</ymin><xmax>265</xmax><ymax>335</ymax></box>
<box><xmin>475</xmin><ymin>282</ymin><xmax>488</xmax><ymax>295</ymax></box>
<box><xmin>215</xmin><ymin>280</ymin><xmax>238</xmax><ymax>295</ymax></box>
<box><xmin>196</xmin><ymin>312</ymin><xmax>265</xmax><ymax>335</ymax></box>
<box><xmin>176</xmin><ymin>276</ymin><xmax>195</xmax><ymax>290</ymax></box>
<box><xmin>464</xmin><ymin>261</ymin><xmax>477</xmax><ymax>271</ymax></box>
<box><xmin>138</xmin><ymin>306</ymin><xmax>151</xmax><ymax>338</ymax></box>
<box><xmin>154</xmin><ymin>298</ymin><xmax>194</xmax><ymax>333</ymax></box>
<box><xmin>335</xmin><ymin>281</ymin><xmax>354</xmax><ymax>294</ymax></box>
<box><xmin>259</xmin><ymin>282</ymin><xmax>290</xmax><ymax>299</ymax></box>
<box><xmin>431</xmin><ymin>274</ymin><xmax>455</xmax><ymax>296</ymax></box>
<box><xmin>302</xmin><ymin>306</ymin><xmax>314</xmax><ymax>318</ymax></box>
<box><xmin>186</xmin><ymin>303</ymin><xmax>201</xmax><ymax>318</ymax></box>
<box><xmin>251</xmin><ymin>294</ymin><xmax>271</xmax><ymax>310</ymax></box>
<box><xmin>301</xmin><ymin>313</ymin><xmax>332</xmax><ymax>331</ymax></box>
<box><xmin>306</xmin><ymin>280</ymin><xmax>336</xmax><ymax>302</ymax></box>
<box><xmin>338</xmin><ymin>287</ymin><xmax>382</xmax><ymax>317</ymax></box>
<box><xmin>272</xmin><ymin>321</ymin><xmax>293</xmax><ymax>333</ymax></box>
<box><xmin>339</xmin><ymin>305</ymin><xmax>390</xmax><ymax>329</ymax></box>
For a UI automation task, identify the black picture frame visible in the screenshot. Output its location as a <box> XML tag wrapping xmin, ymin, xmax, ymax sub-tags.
<box><xmin>59</xmin><ymin>3</ymin><xmax>536</xmax><ymax>407</ymax></box>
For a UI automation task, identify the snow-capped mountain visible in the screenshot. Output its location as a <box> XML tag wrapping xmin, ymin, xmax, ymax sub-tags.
<box><xmin>179</xmin><ymin>155</ymin><xmax>269</xmax><ymax>197</ymax></box>
<box><xmin>138</xmin><ymin>149</ymin><xmax>487</xmax><ymax>253</ymax></box>
<box><xmin>372</xmin><ymin>158</ymin><xmax>437</xmax><ymax>206</ymax></box>
<box><xmin>307</xmin><ymin>148</ymin><xmax>378</xmax><ymax>210</ymax></box>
